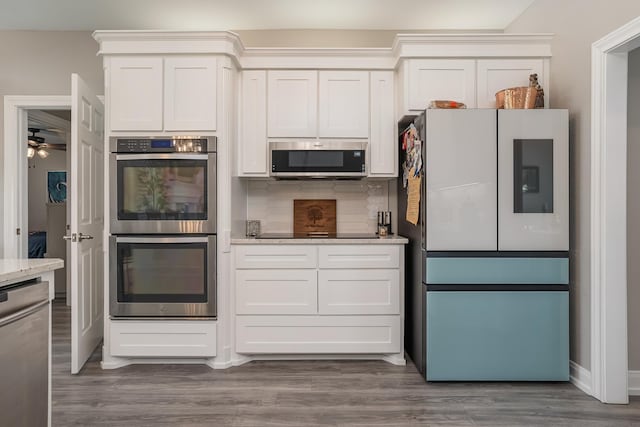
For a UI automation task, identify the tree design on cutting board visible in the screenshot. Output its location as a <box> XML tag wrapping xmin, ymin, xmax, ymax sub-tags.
<box><xmin>136</xmin><ymin>168</ymin><xmax>167</xmax><ymax>212</ymax></box>
<box><xmin>307</xmin><ymin>206</ymin><xmax>324</xmax><ymax>225</ymax></box>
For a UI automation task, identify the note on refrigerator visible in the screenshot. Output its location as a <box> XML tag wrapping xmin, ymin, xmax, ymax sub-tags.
<box><xmin>406</xmin><ymin>168</ymin><xmax>421</xmax><ymax>225</ymax></box>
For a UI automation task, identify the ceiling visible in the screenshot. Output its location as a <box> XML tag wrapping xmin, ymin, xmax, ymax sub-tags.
<box><xmin>0</xmin><ymin>0</ymin><xmax>535</xmax><ymax>31</ymax></box>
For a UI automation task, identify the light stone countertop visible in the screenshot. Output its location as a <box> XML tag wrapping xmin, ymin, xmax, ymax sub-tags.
<box><xmin>231</xmin><ymin>236</ymin><xmax>408</xmax><ymax>245</ymax></box>
<box><xmin>0</xmin><ymin>258</ymin><xmax>64</xmax><ymax>287</ymax></box>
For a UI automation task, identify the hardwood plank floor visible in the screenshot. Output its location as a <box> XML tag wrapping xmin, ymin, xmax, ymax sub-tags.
<box><xmin>51</xmin><ymin>301</ymin><xmax>640</xmax><ymax>426</ymax></box>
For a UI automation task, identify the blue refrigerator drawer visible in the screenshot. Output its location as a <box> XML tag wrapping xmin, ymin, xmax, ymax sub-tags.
<box><xmin>426</xmin><ymin>290</ymin><xmax>569</xmax><ymax>381</ymax></box>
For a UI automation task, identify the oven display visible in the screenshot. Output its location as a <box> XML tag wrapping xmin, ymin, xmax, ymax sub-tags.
<box><xmin>150</xmin><ymin>139</ymin><xmax>173</xmax><ymax>149</ymax></box>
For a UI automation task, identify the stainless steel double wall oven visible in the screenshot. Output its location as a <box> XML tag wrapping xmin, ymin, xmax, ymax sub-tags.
<box><xmin>109</xmin><ymin>137</ymin><xmax>217</xmax><ymax>318</ymax></box>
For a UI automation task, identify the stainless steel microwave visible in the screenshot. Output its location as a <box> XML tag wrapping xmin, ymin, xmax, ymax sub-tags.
<box><xmin>270</xmin><ymin>141</ymin><xmax>367</xmax><ymax>178</ymax></box>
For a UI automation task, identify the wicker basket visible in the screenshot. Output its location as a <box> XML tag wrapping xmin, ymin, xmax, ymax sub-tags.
<box><xmin>495</xmin><ymin>87</ymin><xmax>537</xmax><ymax>109</ymax></box>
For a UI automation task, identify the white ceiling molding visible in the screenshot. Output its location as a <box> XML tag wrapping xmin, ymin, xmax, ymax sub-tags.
<box><xmin>93</xmin><ymin>31</ymin><xmax>553</xmax><ymax>70</ymax></box>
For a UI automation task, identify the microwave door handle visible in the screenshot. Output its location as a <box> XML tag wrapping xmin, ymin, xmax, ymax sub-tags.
<box><xmin>115</xmin><ymin>153</ymin><xmax>208</xmax><ymax>161</ymax></box>
<box><xmin>116</xmin><ymin>237</ymin><xmax>210</xmax><ymax>244</ymax></box>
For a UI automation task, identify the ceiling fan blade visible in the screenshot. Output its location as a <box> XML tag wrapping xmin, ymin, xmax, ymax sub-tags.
<box><xmin>40</xmin><ymin>144</ymin><xmax>67</xmax><ymax>151</ymax></box>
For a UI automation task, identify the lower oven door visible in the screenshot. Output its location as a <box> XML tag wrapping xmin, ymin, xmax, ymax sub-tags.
<box><xmin>110</xmin><ymin>235</ymin><xmax>216</xmax><ymax>318</ymax></box>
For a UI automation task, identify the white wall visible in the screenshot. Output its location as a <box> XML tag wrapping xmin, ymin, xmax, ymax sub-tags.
<box><xmin>507</xmin><ymin>1</ymin><xmax>640</xmax><ymax>370</ymax></box>
<box><xmin>27</xmin><ymin>149</ymin><xmax>67</xmax><ymax>231</ymax></box>
<box><xmin>628</xmin><ymin>47</ymin><xmax>640</xmax><ymax>371</ymax></box>
<box><xmin>0</xmin><ymin>30</ymin><xmax>103</xmax><ymax>257</ymax></box>
<box><xmin>234</xmin><ymin>29</ymin><xmax>498</xmax><ymax>48</ymax></box>
<box><xmin>246</xmin><ymin>180</ymin><xmax>391</xmax><ymax>234</ymax></box>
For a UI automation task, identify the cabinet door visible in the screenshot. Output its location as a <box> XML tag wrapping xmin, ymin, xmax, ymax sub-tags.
<box><xmin>408</xmin><ymin>59</ymin><xmax>476</xmax><ymax>110</ymax></box>
<box><xmin>498</xmin><ymin>109</ymin><xmax>569</xmax><ymax>250</ymax></box>
<box><xmin>426</xmin><ymin>109</ymin><xmax>498</xmax><ymax>251</ymax></box>
<box><xmin>318</xmin><ymin>245</ymin><xmax>399</xmax><ymax>269</ymax></box>
<box><xmin>236</xmin><ymin>269</ymin><xmax>317</xmax><ymax>315</ymax></box>
<box><xmin>477</xmin><ymin>59</ymin><xmax>545</xmax><ymax>108</ymax></box>
<box><xmin>239</xmin><ymin>70</ymin><xmax>268</xmax><ymax>175</ymax></box>
<box><xmin>267</xmin><ymin>70</ymin><xmax>317</xmax><ymax>137</ymax></box>
<box><xmin>318</xmin><ymin>71</ymin><xmax>369</xmax><ymax>138</ymax></box>
<box><xmin>235</xmin><ymin>245</ymin><xmax>317</xmax><ymax>269</ymax></box>
<box><xmin>369</xmin><ymin>71</ymin><xmax>396</xmax><ymax>176</ymax></box>
<box><xmin>236</xmin><ymin>315</ymin><xmax>400</xmax><ymax>354</ymax></box>
<box><xmin>164</xmin><ymin>56</ymin><xmax>217</xmax><ymax>131</ymax></box>
<box><xmin>109</xmin><ymin>57</ymin><xmax>163</xmax><ymax>131</ymax></box>
<box><xmin>318</xmin><ymin>269</ymin><xmax>399</xmax><ymax>315</ymax></box>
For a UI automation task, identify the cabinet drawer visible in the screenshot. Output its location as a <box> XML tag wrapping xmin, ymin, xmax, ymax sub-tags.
<box><xmin>236</xmin><ymin>269</ymin><xmax>317</xmax><ymax>315</ymax></box>
<box><xmin>110</xmin><ymin>320</ymin><xmax>216</xmax><ymax>357</ymax></box>
<box><xmin>318</xmin><ymin>270</ymin><xmax>399</xmax><ymax>315</ymax></box>
<box><xmin>318</xmin><ymin>245</ymin><xmax>399</xmax><ymax>269</ymax></box>
<box><xmin>235</xmin><ymin>245</ymin><xmax>317</xmax><ymax>269</ymax></box>
<box><xmin>236</xmin><ymin>315</ymin><xmax>400</xmax><ymax>354</ymax></box>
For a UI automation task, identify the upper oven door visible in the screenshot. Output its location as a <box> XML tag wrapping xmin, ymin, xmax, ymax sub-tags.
<box><xmin>270</xmin><ymin>141</ymin><xmax>366</xmax><ymax>178</ymax></box>
<box><xmin>110</xmin><ymin>153</ymin><xmax>216</xmax><ymax>234</ymax></box>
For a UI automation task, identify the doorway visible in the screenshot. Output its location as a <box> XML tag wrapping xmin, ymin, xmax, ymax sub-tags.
<box><xmin>591</xmin><ymin>16</ymin><xmax>640</xmax><ymax>404</ymax></box>
<box><xmin>26</xmin><ymin>109</ymin><xmax>71</xmax><ymax>304</ymax></box>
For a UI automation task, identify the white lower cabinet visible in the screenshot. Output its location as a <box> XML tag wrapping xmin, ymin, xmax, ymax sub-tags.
<box><xmin>234</xmin><ymin>244</ymin><xmax>404</xmax><ymax>356</ymax></box>
<box><xmin>110</xmin><ymin>320</ymin><xmax>217</xmax><ymax>357</ymax></box>
<box><xmin>236</xmin><ymin>269</ymin><xmax>317</xmax><ymax>315</ymax></box>
<box><xmin>236</xmin><ymin>315</ymin><xmax>400</xmax><ymax>354</ymax></box>
<box><xmin>318</xmin><ymin>269</ymin><xmax>399</xmax><ymax>315</ymax></box>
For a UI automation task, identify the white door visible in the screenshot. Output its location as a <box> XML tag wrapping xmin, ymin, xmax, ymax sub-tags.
<box><xmin>318</xmin><ymin>71</ymin><xmax>369</xmax><ymax>138</ymax></box>
<box><xmin>267</xmin><ymin>70</ymin><xmax>318</xmax><ymax>137</ymax></box>
<box><xmin>70</xmin><ymin>74</ymin><xmax>105</xmax><ymax>374</ymax></box>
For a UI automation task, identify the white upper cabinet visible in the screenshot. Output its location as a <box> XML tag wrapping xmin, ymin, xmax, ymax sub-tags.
<box><xmin>108</xmin><ymin>56</ymin><xmax>217</xmax><ymax>132</ymax></box>
<box><xmin>369</xmin><ymin>71</ymin><xmax>396</xmax><ymax>176</ymax></box>
<box><xmin>109</xmin><ymin>57</ymin><xmax>163</xmax><ymax>131</ymax></box>
<box><xmin>239</xmin><ymin>70</ymin><xmax>268</xmax><ymax>176</ymax></box>
<box><xmin>267</xmin><ymin>70</ymin><xmax>318</xmax><ymax>137</ymax></box>
<box><xmin>318</xmin><ymin>71</ymin><xmax>369</xmax><ymax>138</ymax></box>
<box><xmin>497</xmin><ymin>109</ymin><xmax>569</xmax><ymax>251</ymax></box>
<box><xmin>164</xmin><ymin>57</ymin><xmax>217</xmax><ymax>131</ymax></box>
<box><xmin>477</xmin><ymin>59</ymin><xmax>545</xmax><ymax>108</ymax></box>
<box><xmin>407</xmin><ymin>59</ymin><xmax>476</xmax><ymax>111</ymax></box>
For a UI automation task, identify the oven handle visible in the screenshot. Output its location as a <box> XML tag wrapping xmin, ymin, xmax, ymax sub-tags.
<box><xmin>115</xmin><ymin>236</ymin><xmax>210</xmax><ymax>244</ymax></box>
<box><xmin>115</xmin><ymin>153</ymin><xmax>210</xmax><ymax>161</ymax></box>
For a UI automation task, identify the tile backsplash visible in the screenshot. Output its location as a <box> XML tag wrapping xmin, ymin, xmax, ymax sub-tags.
<box><xmin>247</xmin><ymin>180</ymin><xmax>390</xmax><ymax>234</ymax></box>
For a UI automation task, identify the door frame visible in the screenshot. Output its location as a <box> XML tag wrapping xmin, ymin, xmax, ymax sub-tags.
<box><xmin>590</xmin><ymin>16</ymin><xmax>640</xmax><ymax>404</ymax></box>
<box><xmin>3</xmin><ymin>95</ymin><xmax>71</xmax><ymax>258</ymax></box>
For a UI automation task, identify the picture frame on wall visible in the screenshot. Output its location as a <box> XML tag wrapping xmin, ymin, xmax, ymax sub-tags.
<box><xmin>47</xmin><ymin>171</ymin><xmax>67</xmax><ymax>203</ymax></box>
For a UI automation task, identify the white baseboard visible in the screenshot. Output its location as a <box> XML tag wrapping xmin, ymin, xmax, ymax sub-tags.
<box><xmin>570</xmin><ymin>360</ymin><xmax>592</xmax><ymax>395</ymax></box>
<box><xmin>629</xmin><ymin>371</ymin><xmax>640</xmax><ymax>396</ymax></box>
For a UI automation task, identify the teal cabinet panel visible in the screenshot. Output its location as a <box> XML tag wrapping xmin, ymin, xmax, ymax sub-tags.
<box><xmin>426</xmin><ymin>291</ymin><xmax>569</xmax><ymax>381</ymax></box>
<box><xmin>426</xmin><ymin>257</ymin><xmax>569</xmax><ymax>285</ymax></box>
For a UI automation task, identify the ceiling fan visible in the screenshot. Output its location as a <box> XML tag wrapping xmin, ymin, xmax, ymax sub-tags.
<box><xmin>27</xmin><ymin>127</ymin><xmax>66</xmax><ymax>159</ymax></box>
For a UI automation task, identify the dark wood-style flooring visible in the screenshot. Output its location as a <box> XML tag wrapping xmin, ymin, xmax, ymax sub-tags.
<box><xmin>51</xmin><ymin>300</ymin><xmax>640</xmax><ymax>426</ymax></box>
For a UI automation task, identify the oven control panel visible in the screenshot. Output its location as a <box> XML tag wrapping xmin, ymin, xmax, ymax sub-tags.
<box><xmin>112</xmin><ymin>138</ymin><xmax>214</xmax><ymax>153</ymax></box>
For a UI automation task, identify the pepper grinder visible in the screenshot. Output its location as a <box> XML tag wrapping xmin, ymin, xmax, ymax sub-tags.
<box><xmin>384</xmin><ymin>211</ymin><xmax>392</xmax><ymax>235</ymax></box>
<box><xmin>377</xmin><ymin>211</ymin><xmax>387</xmax><ymax>236</ymax></box>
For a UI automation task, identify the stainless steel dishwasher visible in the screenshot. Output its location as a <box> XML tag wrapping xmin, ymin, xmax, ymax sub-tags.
<box><xmin>0</xmin><ymin>279</ymin><xmax>50</xmax><ymax>426</ymax></box>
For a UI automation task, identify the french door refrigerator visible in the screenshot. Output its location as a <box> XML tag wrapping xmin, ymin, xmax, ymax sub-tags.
<box><xmin>398</xmin><ymin>108</ymin><xmax>569</xmax><ymax>381</ymax></box>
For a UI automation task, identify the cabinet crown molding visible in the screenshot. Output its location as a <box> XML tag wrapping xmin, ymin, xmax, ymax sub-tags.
<box><xmin>93</xmin><ymin>30</ymin><xmax>553</xmax><ymax>70</ymax></box>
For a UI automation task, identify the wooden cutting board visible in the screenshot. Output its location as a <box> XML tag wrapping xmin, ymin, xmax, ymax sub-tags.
<box><xmin>293</xmin><ymin>199</ymin><xmax>337</xmax><ymax>236</ymax></box>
